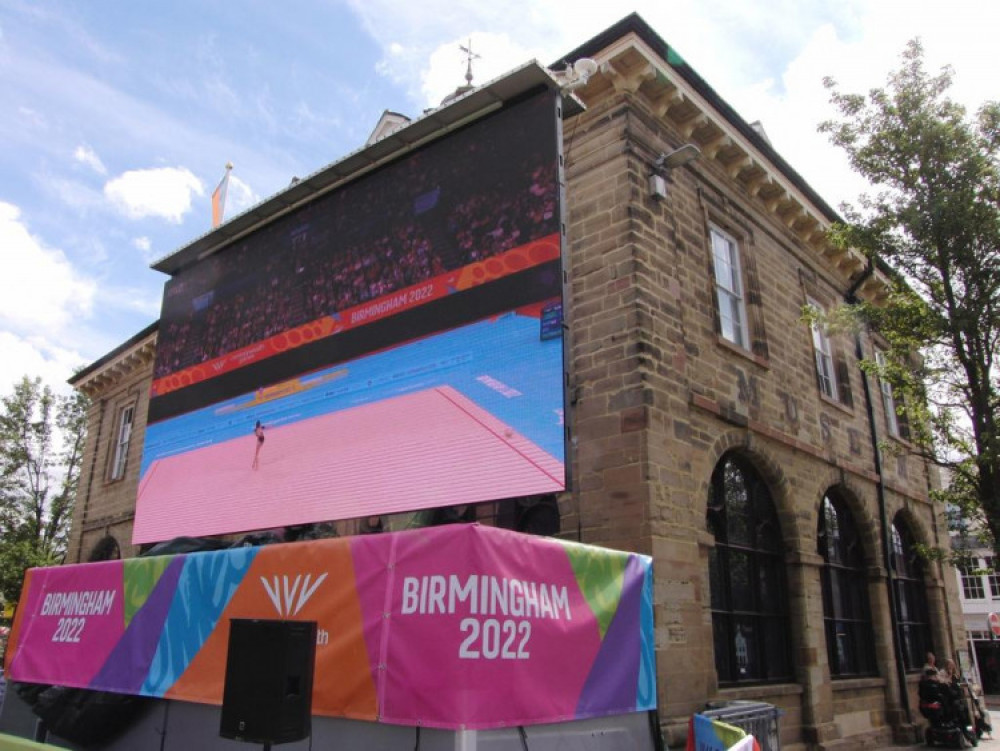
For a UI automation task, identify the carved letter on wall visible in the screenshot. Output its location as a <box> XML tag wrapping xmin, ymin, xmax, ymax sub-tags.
<box><xmin>780</xmin><ymin>392</ymin><xmax>799</xmax><ymax>427</ymax></box>
<box><xmin>820</xmin><ymin>413</ymin><xmax>833</xmax><ymax>444</ymax></box>
<box><xmin>848</xmin><ymin>428</ymin><xmax>862</xmax><ymax>455</ymax></box>
<box><xmin>736</xmin><ymin>370</ymin><xmax>760</xmax><ymax>408</ymax></box>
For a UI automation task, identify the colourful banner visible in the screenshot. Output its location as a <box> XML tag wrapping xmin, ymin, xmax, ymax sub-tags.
<box><xmin>5</xmin><ymin>525</ymin><xmax>655</xmax><ymax>730</ymax></box>
<box><xmin>150</xmin><ymin>234</ymin><xmax>561</xmax><ymax>398</ymax></box>
<box><xmin>686</xmin><ymin>714</ymin><xmax>760</xmax><ymax>751</ymax></box>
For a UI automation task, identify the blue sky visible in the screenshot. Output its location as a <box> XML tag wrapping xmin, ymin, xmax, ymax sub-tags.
<box><xmin>1</xmin><ymin>0</ymin><xmax>996</xmax><ymax>393</ymax></box>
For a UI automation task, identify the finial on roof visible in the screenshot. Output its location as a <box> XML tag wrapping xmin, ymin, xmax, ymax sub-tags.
<box><xmin>459</xmin><ymin>37</ymin><xmax>480</xmax><ymax>87</ymax></box>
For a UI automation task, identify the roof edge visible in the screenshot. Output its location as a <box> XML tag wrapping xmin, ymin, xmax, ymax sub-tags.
<box><xmin>556</xmin><ymin>12</ymin><xmax>842</xmax><ymax>224</ymax></box>
<box><xmin>69</xmin><ymin>320</ymin><xmax>159</xmax><ymax>387</ymax></box>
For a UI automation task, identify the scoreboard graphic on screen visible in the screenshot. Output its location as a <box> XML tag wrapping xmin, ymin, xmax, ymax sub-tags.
<box><xmin>135</xmin><ymin>91</ymin><xmax>566</xmax><ymax>543</ymax></box>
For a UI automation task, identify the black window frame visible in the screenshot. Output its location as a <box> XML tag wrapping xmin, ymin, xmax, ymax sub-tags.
<box><xmin>707</xmin><ymin>453</ymin><xmax>792</xmax><ymax>684</ymax></box>
<box><xmin>818</xmin><ymin>491</ymin><xmax>878</xmax><ymax>678</ymax></box>
<box><xmin>891</xmin><ymin>516</ymin><xmax>933</xmax><ymax>671</ymax></box>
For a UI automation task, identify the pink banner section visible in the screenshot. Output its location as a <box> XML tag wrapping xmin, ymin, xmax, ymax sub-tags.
<box><xmin>9</xmin><ymin>562</ymin><xmax>125</xmax><ymax>688</ymax></box>
<box><xmin>134</xmin><ymin>387</ymin><xmax>564</xmax><ymax>543</ymax></box>
<box><xmin>5</xmin><ymin>525</ymin><xmax>655</xmax><ymax>730</ymax></box>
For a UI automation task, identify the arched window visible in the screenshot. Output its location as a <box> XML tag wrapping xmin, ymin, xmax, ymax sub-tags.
<box><xmin>707</xmin><ymin>454</ymin><xmax>791</xmax><ymax>683</ymax></box>
<box><xmin>87</xmin><ymin>535</ymin><xmax>121</xmax><ymax>562</ymax></box>
<box><xmin>818</xmin><ymin>492</ymin><xmax>877</xmax><ymax>677</ymax></box>
<box><xmin>891</xmin><ymin>516</ymin><xmax>933</xmax><ymax>670</ymax></box>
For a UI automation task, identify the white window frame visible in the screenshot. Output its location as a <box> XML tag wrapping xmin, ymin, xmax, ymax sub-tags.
<box><xmin>807</xmin><ymin>298</ymin><xmax>837</xmax><ymax>400</ymax></box>
<box><xmin>874</xmin><ymin>349</ymin><xmax>901</xmax><ymax>437</ymax></box>
<box><xmin>110</xmin><ymin>404</ymin><xmax>134</xmax><ymax>481</ymax></box>
<box><xmin>960</xmin><ymin>559</ymin><xmax>986</xmax><ymax>600</ymax></box>
<box><xmin>710</xmin><ymin>225</ymin><xmax>750</xmax><ymax>350</ymax></box>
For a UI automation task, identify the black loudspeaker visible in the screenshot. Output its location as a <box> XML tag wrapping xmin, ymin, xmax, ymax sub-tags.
<box><xmin>220</xmin><ymin>618</ymin><xmax>317</xmax><ymax>744</ymax></box>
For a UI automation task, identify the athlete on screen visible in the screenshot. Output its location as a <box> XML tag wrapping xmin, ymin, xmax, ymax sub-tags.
<box><xmin>252</xmin><ymin>420</ymin><xmax>265</xmax><ymax>469</ymax></box>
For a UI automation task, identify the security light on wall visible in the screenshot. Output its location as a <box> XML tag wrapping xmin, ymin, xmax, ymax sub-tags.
<box><xmin>655</xmin><ymin>144</ymin><xmax>701</xmax><ymax>170</ymax></box>
<box><xmin>649</xmin><ymin>174</ymin><xmax>668</xmax><ymax>199</ymax></box>
<box><xmin>649</xmin><ymin>144</ymin><xmax>702</xmax><ymax>199</ymax></box>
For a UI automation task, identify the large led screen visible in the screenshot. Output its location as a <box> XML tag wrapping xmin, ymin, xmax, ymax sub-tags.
<box><xmin>135</xmin><ymin>91</ymin><xmax>566</xmax><ymax>543</ymax></box>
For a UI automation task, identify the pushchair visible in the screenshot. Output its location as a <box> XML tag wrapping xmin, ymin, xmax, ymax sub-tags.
<box><xmin>960</xmin><ymin>677</ymin><xmax>992</xmax><ymax>740</ymax></box>
<box><xmin>919</xmin><ymin>670</ymin><xmax>978</xmax><ymax>748</ymax></box>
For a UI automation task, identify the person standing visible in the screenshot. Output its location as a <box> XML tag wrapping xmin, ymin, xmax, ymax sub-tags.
<box><xmin>252</xmin><ymin>420</ymin><xmax>265</xmax><ymax>469</ymax></box>
<box><xmin>924</xmin><ymin>652</ymin><xmax>940</xmax><ymax>677</ymax></box>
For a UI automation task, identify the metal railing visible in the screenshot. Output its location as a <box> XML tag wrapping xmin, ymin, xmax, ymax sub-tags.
<box><xmin>701</xmin><ymin>701</ymin><xmax>782</xmax><ymax>751</ymax></box>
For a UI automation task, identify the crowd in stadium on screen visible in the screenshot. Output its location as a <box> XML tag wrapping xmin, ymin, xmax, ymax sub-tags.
<box><xmin>154</xmin><ymin>141</ymin><xmax>558</xmax><ymax>379</ymax></box>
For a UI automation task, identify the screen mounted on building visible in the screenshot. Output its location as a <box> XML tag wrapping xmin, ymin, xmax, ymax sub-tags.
<box><xmin>135</xmin><ymin>91</ymin><xmax>566</xmax><ymax>543</ymax></box>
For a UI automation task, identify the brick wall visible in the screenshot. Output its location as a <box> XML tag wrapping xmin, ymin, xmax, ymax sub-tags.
<box><xmin>67</xmin><ymin>342</ymin><xmax>154</xmax><ymax>563</ymax></box>
<box><xmin>563</xmin><ymin>69</ymin><xmax>963</xmax><ymax>748</ymax></box>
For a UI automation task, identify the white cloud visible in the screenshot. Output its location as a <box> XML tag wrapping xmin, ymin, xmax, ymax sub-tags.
<box><xmin>347</xmin><ymin>0</ymin><xmax>1000</xmax><ymax>217</ymax></box>
<box><xmin>221</xmin><ymin>174</ymin><xmax>261</xmax><ymax>220</ymax></box>
<box><xmin>422</xmin><ymin>32</ymin><xmax>537</xmax><ymax>106</ymax></box>
<box><xmin>103</xmin><ymin>285</ymin><xmax>162</xmax><ymax>319</ymax></box>
<box><xmin>714</xmin><ymin>1</ymin><xmax>1000</xmax><ymax>213</ymax></box>
<box><xmin>16</xmin><ymin>105</ymin><xmax>48</xmax><ymax>130</ymax></box>
<box><xmin>0</xmin><ymin>201</ymin><xmax>95</xmax><ymax>334</ymax></box>
<box><xmin>718</xmin><ymin>23</ymin><xmax>868</xmax><ymax>212</ymax></box>
<box><xmin>104</xmin><ymin>166</ymin><xmax>204</xmax><ymax>223</ymax></box>
<box><xmin>73</xmin><ymin>144</ymin><xmax>106</xmax><ymax>175</ymax></box>
<box><xmin>131</xmin><ymin>235</ymin><xmax>157</xmax><ymax>263</ymax></box>
<box><xmin>48</xmin><ymin>176</ymin><xmax>106</xmax><ymax>213</ymax></box>
<box><xmin>350</xmin><ymin>1</ymin><xmax>634</xmax><ymax>107</ymax></box>
<box><xmin>0</xmin><ymin>332</ymin><xmax>85</xmax><ymax>396</ymax></box>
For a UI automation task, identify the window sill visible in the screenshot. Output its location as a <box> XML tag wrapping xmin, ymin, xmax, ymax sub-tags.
<box><xmin>819</xmin><ymin>392</ymin><xmax>854</xmax><ymax>416</ymax></box>
<box><xmin>831</xmin><ymin>676</ymin><xmax>885</xmax><ymax>691</ymax></box>
<box><xmin>884</xmin><ymin>432</ymin><xmax>914</xmax><ymax>449</ymax></box>
<box><xmin>716</xmin><ymin>682</ymin><xmax>803</xmax><ymax>700</ymax></box>
<box><xmin>715</xmin><ymin>335</ymin><xmax>769</xmax><ymax>370</ymax></box>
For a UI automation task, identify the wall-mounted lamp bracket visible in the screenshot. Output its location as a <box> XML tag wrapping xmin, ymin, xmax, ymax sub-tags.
<box><xmin>654</xmin><ymin>143</ymin><xmax>702</xmax><ymax>171</ymax></box>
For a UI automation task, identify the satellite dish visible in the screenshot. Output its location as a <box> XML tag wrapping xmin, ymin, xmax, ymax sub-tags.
<box><xmin>573</xmin><ymin>58</ymin><xmax>598</xmax><ymax>80</ymax></box>
<box><xmin>556</xmin><ymin>57</ymin><xmax>599</xmax><ymax>92</ymax></box>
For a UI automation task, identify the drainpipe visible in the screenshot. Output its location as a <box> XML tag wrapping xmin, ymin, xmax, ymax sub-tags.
<box><xmin>845</xmin><ymin>264</ymin><xmax>913</xmax><ymax>727</ymax></box>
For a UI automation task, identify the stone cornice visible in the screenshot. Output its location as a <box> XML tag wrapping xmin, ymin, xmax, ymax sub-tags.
<box><xmin>571</xmin><ymin>34</ymin><xmax>891</xmax><ymax>305</ymax></box>
<box><xmin>72</xmin><ymin>332</ymin><xmax>157</xmax><ymax>398</ymax></box>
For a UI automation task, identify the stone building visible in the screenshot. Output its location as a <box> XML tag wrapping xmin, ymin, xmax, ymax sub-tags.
<box><xmin>557</xmin><ymin>14</ymin><xmax>964</xmax><ymax>748</ymax></box>
<box><xmin>63</xmin><ymin>14</ymin><xmax>964</xmax><ymax>750</ymax></box>
<box><xmin>66</xmin><ymin>322</ymin><xmax>156</xmax><ymax>563</ymax></box>
<box><xmin>951</xmin><ymin>532</ymin><xmax>1000</xmax><ymax>693</ymax></box>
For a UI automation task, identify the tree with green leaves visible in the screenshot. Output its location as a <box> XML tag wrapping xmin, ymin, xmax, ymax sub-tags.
<box><xmin>0</xmin><ymin>376</ymin><xmax>88</xmax><ymax>606</ymax></box>
<box><xmin>820</xmin><ymin>40</ymin><xmax>1000</xmax><ymax>551</ymax></box>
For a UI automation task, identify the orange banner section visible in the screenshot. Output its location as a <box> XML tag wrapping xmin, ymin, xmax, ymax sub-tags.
<box><xmin>164</xmin><ymin>540</ymin><xmax>376</xmax><ymax>717</ymax></box>
<box><xmin>3</xmin><ymin>568</ymin><xmax>31</xmax><ymax>674</ymax></box>
<box><xmin>152</xmin><ymin>234</ymin><xmax>560</xmax><ymax>398</ymax></box>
